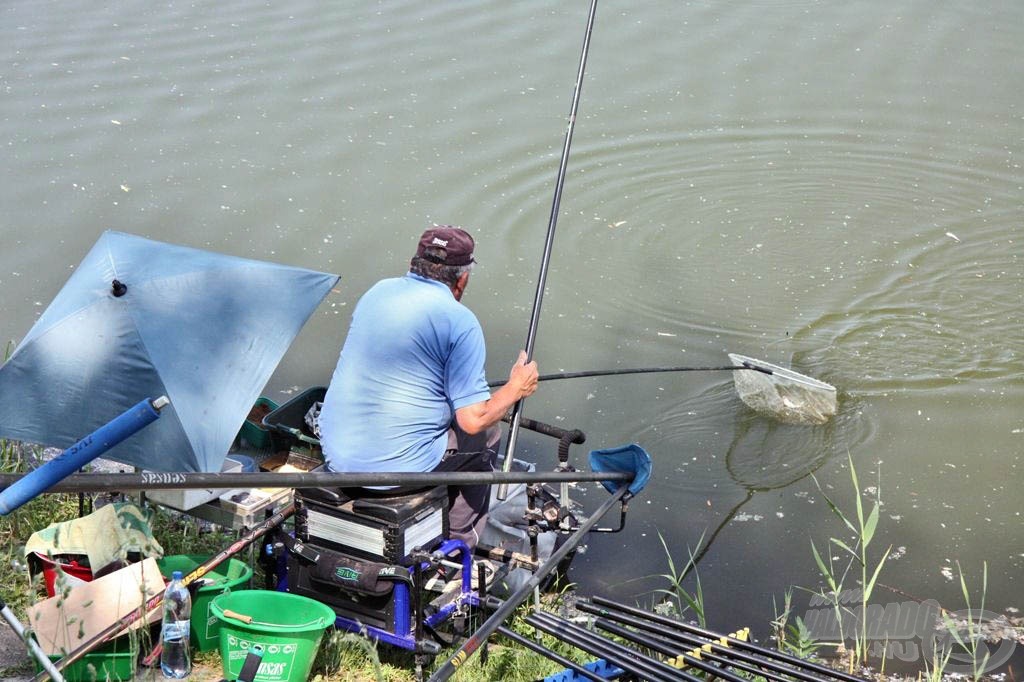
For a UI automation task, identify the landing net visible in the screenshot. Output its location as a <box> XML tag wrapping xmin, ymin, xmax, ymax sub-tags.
<box><xmin>728</xmin><ymin>353</ymin><xmax>837</xmax><ymax>425</ymax></box>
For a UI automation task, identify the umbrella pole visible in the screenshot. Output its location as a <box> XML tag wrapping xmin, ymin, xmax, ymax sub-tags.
<box><xmin>33</xmin><ymin>503</ymin><xmax>294</xmax><ymax>682</ymax></box>
<box><xmin>0</xmin><ymin>397</ymin><xmax>168</xmax><ymax>516</ymax></box>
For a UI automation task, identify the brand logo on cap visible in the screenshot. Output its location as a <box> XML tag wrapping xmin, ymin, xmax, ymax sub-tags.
<box><xmin>431</xmin><ymin>237</ymin><xmax>449</xmax><ymax>247</ymax></box>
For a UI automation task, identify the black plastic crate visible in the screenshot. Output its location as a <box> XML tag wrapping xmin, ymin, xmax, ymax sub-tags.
<box><xmin>262</xmin><ymin>386</ymin><xmax>326</xmax><ymax>453</ymax></box>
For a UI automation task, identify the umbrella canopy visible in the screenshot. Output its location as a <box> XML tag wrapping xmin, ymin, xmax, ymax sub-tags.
<box><xmin>0</xmin><ymin>231</ymin><xmax>339</xmax><ymax>472</ymax></box>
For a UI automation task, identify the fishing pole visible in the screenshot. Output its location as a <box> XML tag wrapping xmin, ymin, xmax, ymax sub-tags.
<box><xmin>498</xmin><ymin>0</ymin><xmax>600</xmax><ymax>501</ymax></box>
<box><xmin>488</xmin><ymin>363</ymin><xmax>773</xmax><ymax>387</ymax></box>
<box><xmin>586</xmin><ymin>596</ymin><xmax>868</xmax><ymax>682</ymax></box>
<box><xmin>495</xmin><ymin>625</ymin><xmax>608</xmax><ymax>682</ymax></box>
<box><xmin>0</xmin><ymin>469</ymin><xmax>631</xmax><ymax>494</ymax></box>
<box><xmin>592</xmin><ymin>611</ymin><xmax>847</xmax><ymax>682</ymax></box>
<box><xmin>593</xmin><ymin>617</ymin><xmax>794</xmax><ymax>682</ymax></box>
<box><xmin>526</xmin><ymin>610</ymin><xmax>698</xmax><ymax>682</ymax></box>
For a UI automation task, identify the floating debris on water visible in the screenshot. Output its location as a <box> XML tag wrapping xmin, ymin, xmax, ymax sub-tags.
<box><xmin>945</xmin><ymin>231</ymin><xmax>961</xmax><ymax>242</ymax></box>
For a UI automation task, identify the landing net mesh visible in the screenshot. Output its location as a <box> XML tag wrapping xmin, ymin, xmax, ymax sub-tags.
<box><xmin>728</xmin><ymin>353</ymin><xmax>837</xmax><ymax>425</ymax></box>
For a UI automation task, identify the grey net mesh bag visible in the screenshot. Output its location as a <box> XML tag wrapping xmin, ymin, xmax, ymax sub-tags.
<box><xmin>728</xmin><ymin>353</ymin><xmax>837</xmax><ymax>425</ymax></box>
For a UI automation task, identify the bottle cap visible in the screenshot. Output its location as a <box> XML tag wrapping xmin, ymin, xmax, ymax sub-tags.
<box><xmin>171</xmin><ymin>570</ymin><xmax>183</xmax><ymax>581</ymax></box>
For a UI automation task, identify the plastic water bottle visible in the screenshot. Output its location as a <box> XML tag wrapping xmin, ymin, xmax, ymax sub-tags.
<box><xmin>160</xmin><ymin>570</ymin><xmax>192</xmax><ymax>678</ymax></box>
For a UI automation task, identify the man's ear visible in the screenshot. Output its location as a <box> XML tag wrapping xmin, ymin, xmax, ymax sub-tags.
<box><xmin>452</xmin><ymin>271</ymin><xmax>470</xmax><ymax>301</ymax></box>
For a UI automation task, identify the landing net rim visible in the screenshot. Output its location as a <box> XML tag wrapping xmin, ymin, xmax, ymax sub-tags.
<box><xmin>727</xmin><ymin>353</ymin><xmax>836</xmax><ymax>393</ymax></box>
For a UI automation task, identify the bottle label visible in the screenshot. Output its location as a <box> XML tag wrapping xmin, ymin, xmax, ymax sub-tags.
<box><xmin>163</xmin><ymin>620</ymin><xmax>191</xmax><ymax>641</ymax></box>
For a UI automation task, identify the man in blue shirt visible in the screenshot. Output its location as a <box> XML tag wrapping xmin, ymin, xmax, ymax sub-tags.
<box><xmin>319</xmin><ymin>225</ymin><xmax>539</xmax><ymax>549</ymax></box>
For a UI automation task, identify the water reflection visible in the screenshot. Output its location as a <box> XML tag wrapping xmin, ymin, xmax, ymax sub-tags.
<box><xmin>642</xmin><ymin>379</ymin><xmax>875</xmax><ymax>571</ymax></box>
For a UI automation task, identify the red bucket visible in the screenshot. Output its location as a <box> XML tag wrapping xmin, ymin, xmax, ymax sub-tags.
<box><xmin>33</xmin><ymin>553</ymin><xmax>93</xmax><ymax>597</ymax></box>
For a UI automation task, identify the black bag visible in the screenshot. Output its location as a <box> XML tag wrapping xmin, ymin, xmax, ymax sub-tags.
<box><xmin>305</xmin><ymin>544</ymin><xmax>410</xmax><ymax>597</ymax></box>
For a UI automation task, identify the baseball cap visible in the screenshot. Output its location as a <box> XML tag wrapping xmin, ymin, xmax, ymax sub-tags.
<box><xmin>415</xmin><ymin>225</ymin><xmax>476</xmax><ymax>266</ymax></box>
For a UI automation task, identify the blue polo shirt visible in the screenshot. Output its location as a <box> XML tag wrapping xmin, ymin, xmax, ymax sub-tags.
<box><xmin>319</xmin><ymin>273</ymin><xmax>491</xmax><ymax>474</ymax></box>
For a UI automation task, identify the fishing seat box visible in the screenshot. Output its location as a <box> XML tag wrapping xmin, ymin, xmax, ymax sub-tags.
<box><xmin>294</xmin><ymin>485</ymin><xmax>449</xmax><ymax>563</ymax></box>
<box><xmin>289</xmin><ymin>486</ymin><xmax>449</xmax><ymax>630</ymax></box>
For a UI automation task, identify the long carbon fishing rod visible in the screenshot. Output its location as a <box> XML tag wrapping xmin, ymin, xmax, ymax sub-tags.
<box><xmin>593</xmin><ymin>617</ymin><xmax>794</xmax><ymax>682</ymax></box>
<box><xmin>586</xmin><ymin>596</ymin><xmax>868</xmax><ymax>682</ymax></box>
<box><xmin>526</xmin><ymin>610</ymin><xmax>699</xmax><ymax>682</ymax></box>
<box><xmin>498</xmin><ymin>0</ymin><xmax>599</xmax><ymax>501</ymax></box>
<box><xmin>495</xmin><ymin>626</ymin><xmax>607</xmax><ymax>682</ymax></box>
<box><xmin>0</xmin><ymin>469</ymin><xmax>631</xmax><ymax>494</ymax></box>
<box><xmin>488</xmin><ymin>363</ymin><xmax>772</xmax><ymax>387</ymax></box>
<box><xmin>592</xmin><ymin>611</ymin><xmax>846</xmax><ymax>682</ymax></box>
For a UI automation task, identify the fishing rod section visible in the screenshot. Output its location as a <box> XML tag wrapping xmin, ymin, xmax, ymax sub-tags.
<box><xmin>488</xmin><ymin>363</ymin><xmax>773</xmax><ymax>387</ymax></box>
<box><xmin>489</xmin><ymin>596</ymin><xmax>871</xmax><ymax>682</ymax></box>
<box><xmin>499</xmin><ymin>0</ymin><xmax>601</xmax><ymax>500</ymax></box>
<box><xmin>493</xmin><ymin>354</ymin><xmax>838</xmax><ymax>426</ymax></box>
<box><xmin>0</xmin><ymin>469</ymin><xmax>633</xmax><ymax>494</ymax></box>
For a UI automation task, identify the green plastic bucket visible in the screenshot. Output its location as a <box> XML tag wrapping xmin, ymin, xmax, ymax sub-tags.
<box><xmin>36</xmin><ymin>635</ymin><xmax>137</xmax><ymax>681</ymax></box>
<box><xmin>211</xmin><ymin>590</ymin><xmax>335</xmax><ymax>682</ymax></box>
<box><xmin>156</xmin><ymin>554</ymin><xmax>253</xmax><ymax>651</ymax></box>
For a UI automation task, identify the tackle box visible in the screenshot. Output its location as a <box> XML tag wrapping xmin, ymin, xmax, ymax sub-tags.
<box><xmin>295</xmin><ymin>485</ymin><xmax>448</xmax><ymax>564</ymax></box>
<box><xmin>144</xmin><ymin>457</ymin><xmax>243</xmax><ymax>510</ymax></box>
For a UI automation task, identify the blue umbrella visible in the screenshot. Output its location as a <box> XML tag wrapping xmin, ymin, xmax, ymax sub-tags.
<box><xmin>0</xmin><ymin>231</ymin><xmax>338</xmax><ymax>473</ymax></box>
